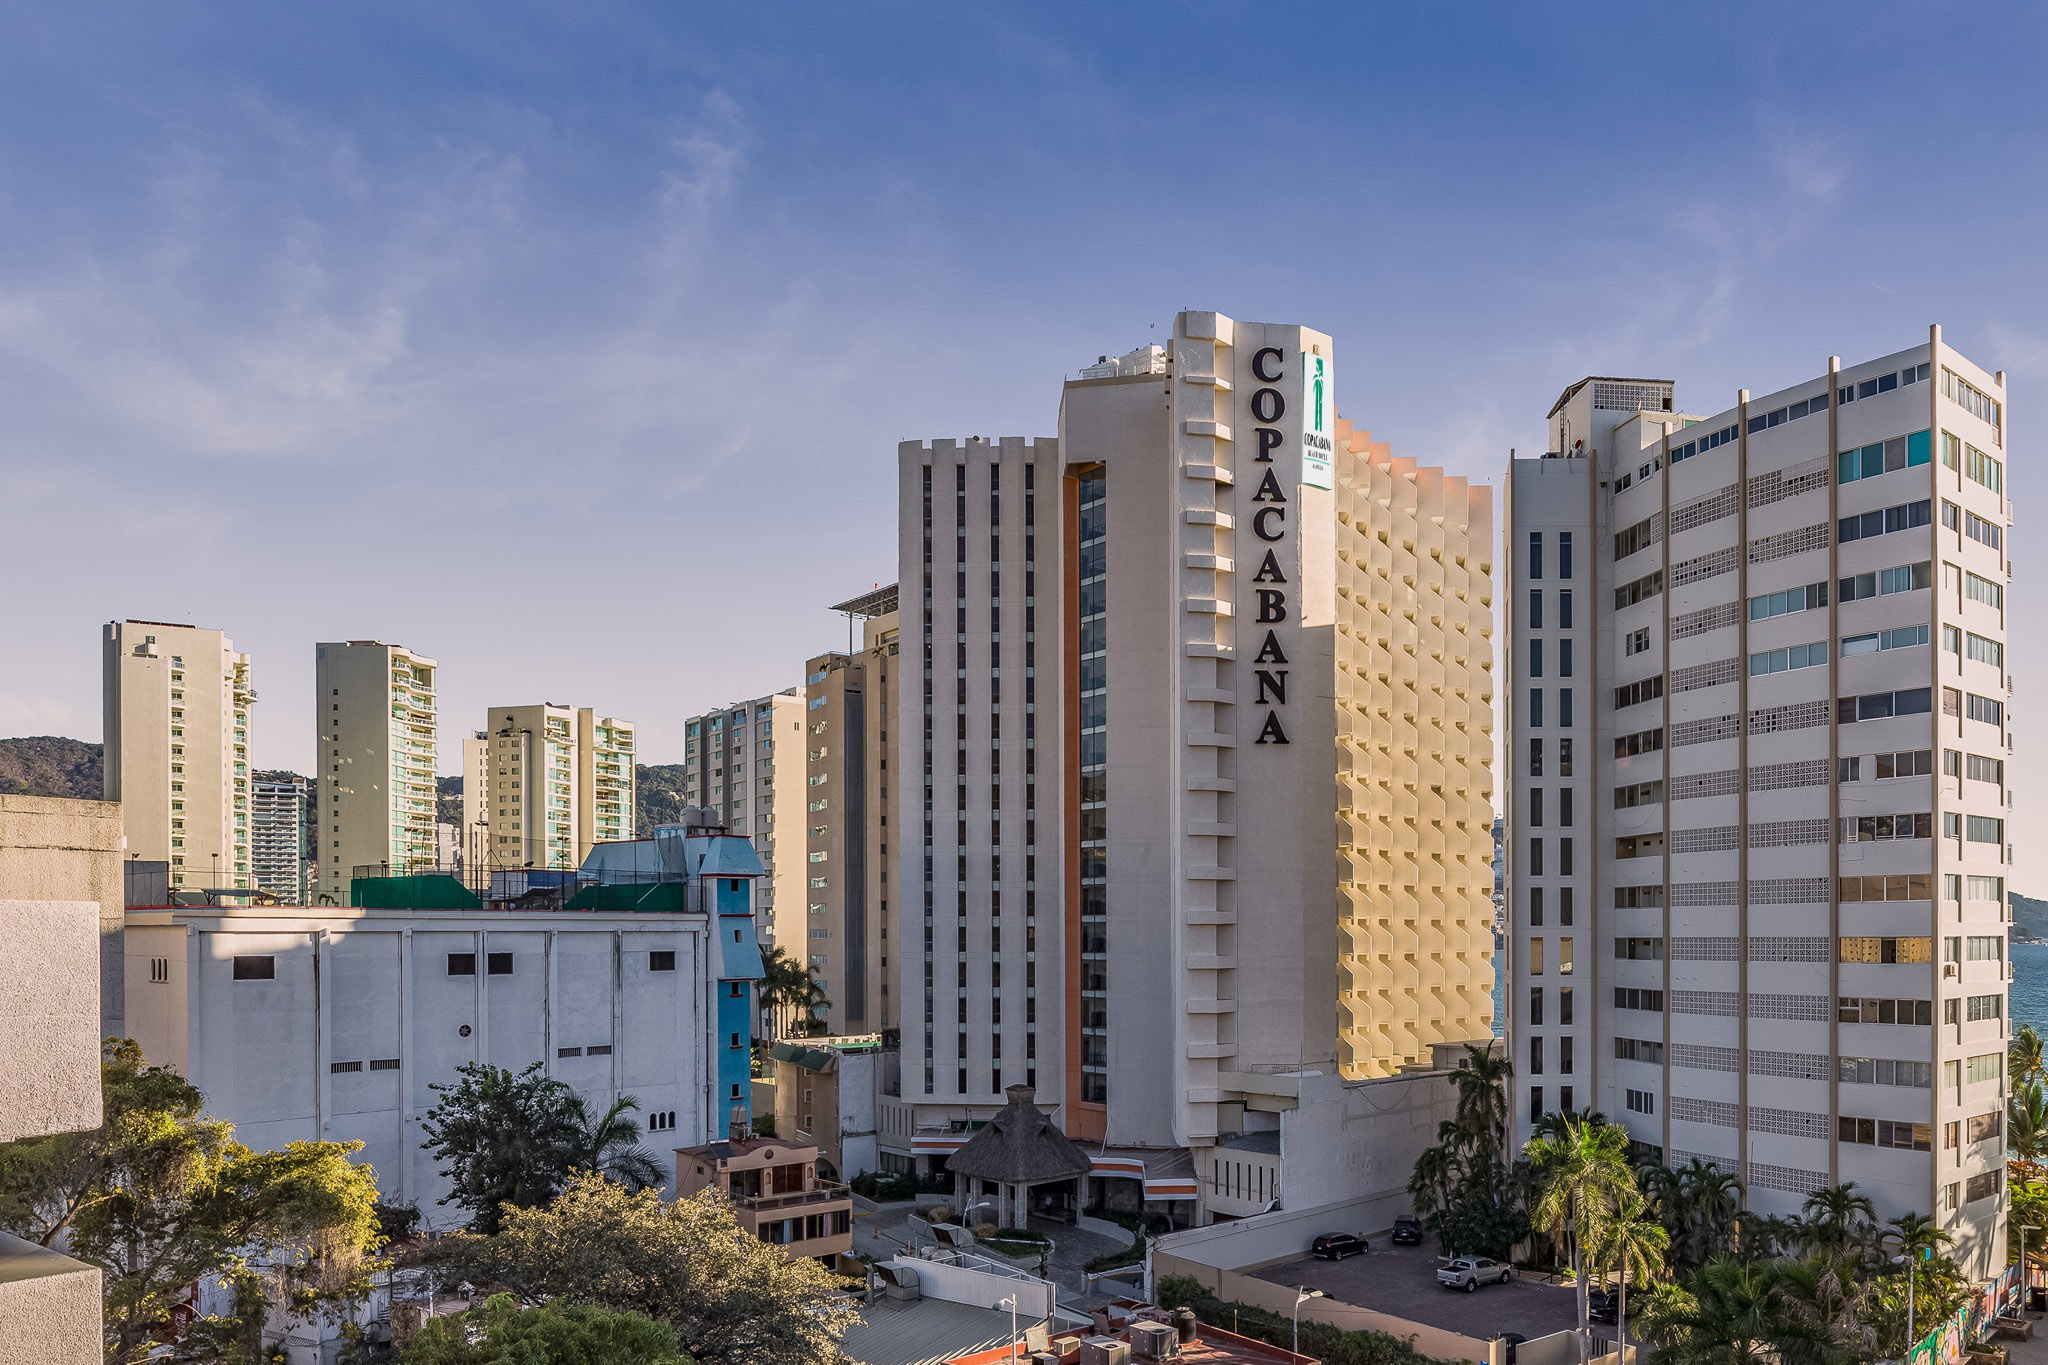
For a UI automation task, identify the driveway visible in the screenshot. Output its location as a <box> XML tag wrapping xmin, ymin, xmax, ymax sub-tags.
<box><xmin>1251</xmin><ymin>1243</ymin><xmax>1582</xmax><ymax>1342</ymax></box>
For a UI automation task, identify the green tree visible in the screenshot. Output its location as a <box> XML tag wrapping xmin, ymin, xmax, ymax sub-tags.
<box><xmin>1633</xmin><ymin>1255</ymin><xmax>1780</xmax><ymax>1365</ymax></box>
<box><xmin>2013</xmin><ymin>1024</ymin><xmax>2045</xmax><ymax>1091</ymax></box>
<box><xmin>2010</xmin><ymin>1079</ymin><xmax>2048</xmax><ymax>1180</ymax></box>
<box><xmin>1799</xmin><ymin>1183</ymin><xmax>1877</xmax><ymax>1262</ymax></box>
<box><xmin>423</xmin><ymin>1173</ymin><xmax>860</xmax><ymax>1365</ymax></box>
<box><xmin>1591</xmin><ymin>1187</ymin><xmax>1668</xmax><ymax>1353</ymax></box>
<box><xmin>1646</xmin><ymin>1159</ymin><xmax>1742</xmax><ymax>1269</ymax></box>
<box><xmin>564</xmin><ymin>1095</ymin><xmax>665</xmax><ymax>1191</ymax></box>
<box><xmin>401</xmin><ymin>1292</ymin><xmax>690</xmax><ymax>1364</ymax></box>
<box><xmin>1768</xmin><ymin>1253</ymin><xmax>1866</xmax><ymax>1365</ymax></box>
<box><xmin>421</xmin><ymin>1062</ymin><xmax>583</xmax><ymax>1233</ymax></box>
<box><xmin>1526</xmin><ymin>1115</ymin><xmax>1635</xmax><ymax>1364</ymax></box>
<box><xmin>0</xmin><ymin>1041</ymin><xmax>383</xmax><ymax>1365</ymax></box>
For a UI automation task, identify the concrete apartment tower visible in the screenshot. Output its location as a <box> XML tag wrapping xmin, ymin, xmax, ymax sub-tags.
<box><xmin>475</xmin><ymin>704</ymin><xmax>636</xmax><ymax>873</ymax></box>
<box><xmin>802</xmin><ymin>587</ymin><xmax>900</xmax><ymax>1035</ymax></box>
<box><xmin>250</xmin><ymin>773</ymin><xmax>311</xmax><ymax>902</ymax></box>
<box><xmin>1504</xmin><ymin>330</ymin><xmax>2012</xmax><ymax>1274</ymax></box>
<box><xmin>103</xmin><ymin>620</ymin><xmax>255</xmax><ymax>893</ymax></box>
<box><xmin>890</xmin><ymin>313</ymin><xmax>1497</xmax><ymax>1214</ymax></box>
<box><xmin>314</xmin><ymin>641</ymin><xmax>438</xmax><ymax>895</ymax></box>
<box><xmin>681</xmin><ymin>692</ymin><xmax>805</xmax><ymax>948</ymax></box>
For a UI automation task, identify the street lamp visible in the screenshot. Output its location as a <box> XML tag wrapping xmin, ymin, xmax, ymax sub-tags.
<box><xmin>1894</xmin><ymin>1251</ymin><xmax>1926</xmax><ymax>1346</ymax></box>
<box><xmin>999</xmin><ymin>1295</ymin><xmax>1019</xmax><ymax>1361</ymax></box>
<box><xmin>1293</xmin><ymin>1288</ymin><xmax>1323</xmax><ymax>1359</ymax></box>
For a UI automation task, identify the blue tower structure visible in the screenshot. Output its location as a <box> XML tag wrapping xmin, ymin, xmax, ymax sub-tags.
<box><xmin>579</xmin><ymin>814</ymin><xmax>764</xmax><ymax>1132</ymax></box>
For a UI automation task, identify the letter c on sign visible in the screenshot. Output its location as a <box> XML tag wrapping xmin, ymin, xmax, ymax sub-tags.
<box><xmin>1252</xmin><ymin>347</ymin><xmax>1284</xmax><ymax>382</ymax></box>
<box><xmin>1253</xmin><ymin>506</ymin><xmax>1285</xmax><ymax>542</ymax></box>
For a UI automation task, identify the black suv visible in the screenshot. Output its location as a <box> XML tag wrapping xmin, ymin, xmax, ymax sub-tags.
<box><xmin>1587</xmin><ymin>1290</ymin><xmax>1618</xmax><ymax>1324</ymax></box>
<box><xmin>1390</xmin><ymin>1216</ymin><xmax>1423</xmax><ymax>1246</ymax></box>
<box><xmin>1310</xmin><ymin>1232</ymin><xmax>1368</xmax><ymax>1260</ymax></box>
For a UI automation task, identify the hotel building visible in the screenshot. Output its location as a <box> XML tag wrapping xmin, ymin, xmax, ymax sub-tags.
<box><xmin>314</xmin><ymin>641</ymin><xmax>438</xmax><ymax>892</ymax></box>
<box><xmin>475</xmin><ymin>704</ymin><xmax>637</xmax><ymax>873</ymax></box>
<box><xmin>681</xmin><ymin>692</ymin><xmax>806</xmax><ymax>949</ymax></box>
<box><xmin>802</xmin><ymin>588</ymin><xmax>901</xmax><ymax>1036</ymax></box>
<box><xmin>1504</xmin><ymin>328</ymin><xmax>2012</xmax><ymax>1270</ymax></box>
<box><xmin>102</xmin><ymin>620</ymin><xmax>255</xmax><ymax>893</ymax></box>
<box><xmin>887</xmin><ymin>314</ymin><xmax>1497</xmax><ymax>1217</ymax></box>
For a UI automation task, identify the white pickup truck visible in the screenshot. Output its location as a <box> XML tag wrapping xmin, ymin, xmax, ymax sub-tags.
<box><xmin>1436</xmin><ymin>1256</ymin><xmax>1512</xmax><ymax>1292</ymax></box>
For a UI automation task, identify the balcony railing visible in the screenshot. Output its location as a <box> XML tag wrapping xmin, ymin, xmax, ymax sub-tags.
<box><xmin>733</xmin><ymin>1181</ymin><xmax>850</xmax><ymax>1214</ymax></box>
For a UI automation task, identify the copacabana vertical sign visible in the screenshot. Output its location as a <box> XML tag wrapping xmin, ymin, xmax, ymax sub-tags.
<box><xmin>1300</xmin><ymin>348</ymin><xmax>1334</xmax><ymax>489</ymax></box>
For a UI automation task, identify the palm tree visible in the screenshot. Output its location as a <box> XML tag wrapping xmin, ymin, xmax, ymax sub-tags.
<box><xmin>1656</xmin><ymin>1159</ymin><xmax>1742</xmax><ymax>1269</ymax></box>
<box><xmin>1800</xmin><ymin>1183</ymin><xmax>1876</xmax><ymax>1261</ymax></box>
<box><xmin>1409</xmin><ymin>1143</ymin><xmax>1459</xmax><ymax>1254</ymax></box>
<box><xmin>1592</xmin><ymin>1187</ymin><xmax>1668</xmax><ymax>1359</ymax></box>
<box><xmin>1451</xmin><ymin>1044</ymin><xmax>1513</xmax><ymax>1173</ymax></box>
<box><xmin>2013</xmin><ymin>1024</ymin><xmax>2045</xmax><ymax>1091</ymax></box>
<box><xmin>2011</xmin><ymin>1079</ymin><xmax>2048</xmax><ymax>1180</ymax></box>
<box><xmin>1527</xmin><ymin>1115</ymin><xmax>1636</xmax><ymax>1364</ymax></box>
<box><xmin>562</xmin><ymin>1094</ymin><xmax>664</xmax><ymax>1190</ymax></box>
<box><xmin>1634</xmin><ymin>1254</ymin><xmax>1780</xmax><ymax>1365</ymax></box>
<box><xmin>1770</xmin><ymin>1252</ymin><xmax>1868</xmax><ymax>1365</ymax></box>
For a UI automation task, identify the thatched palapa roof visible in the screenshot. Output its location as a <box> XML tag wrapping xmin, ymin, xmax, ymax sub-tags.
<box><xmin>947</xmin><ymin>1085</ymin><xmax>1091</xmax><ymax>1184</ymax></box>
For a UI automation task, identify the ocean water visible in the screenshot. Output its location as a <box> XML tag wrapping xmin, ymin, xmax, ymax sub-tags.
<box><xmin>2014</xmin><ymin>939</ymin><xmax>2048</xmax><ymax>1035</ymax></box>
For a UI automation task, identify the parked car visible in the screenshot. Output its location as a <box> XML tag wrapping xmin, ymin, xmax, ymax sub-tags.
<box><xmin>1495</xmin><ymin>1332</ymin><xmax>1528</xmax><ymax>1364</ymax></box>
<box><xmin>1311</xmin><ymin>1232</ymin><xmax>1368</xmax><ymax>1260</ymax></box>
<box><xmin>1437</xmin><ymin>1256</ymin><xmax>1511</xmax><ymax>1292</ymax></box>
<box><xmin>1390</xmin><ymin>1216</ymin><xmax>1423</xmax><ymax>1246</ymax></box>
<box><xmin>1587</xmin><ymin>1289</ymin><xmax>1618</xmax><ymax>1324</ymax></box>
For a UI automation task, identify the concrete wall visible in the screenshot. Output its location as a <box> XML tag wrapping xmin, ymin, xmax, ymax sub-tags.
<box><xmin>0</xmin><ymin>1232</ymin><xmax>102</xmax><ymax>1365</ymax></box>
<box><xmin>1278</xmin><ymin>1068</ymin><xmax>1461</xmax><ymax>1212</ymax></box>
<box><xmin>0</xmin><ymin>898</ymin><xmax>104</xmax><ymax>1143</ymax></box>
<box><xmin>0</xmin><ymin>794</ymin><xmax>124</xmax><ymax>1038</ymax></box>
<box><xmin>882</xmin><ymin>1255</ymin><xmax>1056</xmax><ymax>1320</ymax></box>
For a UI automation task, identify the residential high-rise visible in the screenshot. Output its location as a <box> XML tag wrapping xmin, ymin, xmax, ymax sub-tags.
<box><xmin>475</xmin><ymin>704</ymin><xmax>637</xmax><ymax>873</ymax></box>
<box><xmin>102</xmin><ymin>620</ymin><xmax>255</xmax><ymax>893</ymax></box>
<box><xmin>250</xmin><ymin>773</ymin><xmax>311</xmax><ymax>902</ymax></box>
<box><xmin>888</xmin><ymin>314</ymin><xmax>1497</xmax><ymax>1216</ymax></box>
<box><xmin>681</xmin><ymin>692</ymin><xmax>804</xmax><ymax>948</ymax></box>
<box><xmin>1504</xmin><ymin>329</ymin><xmax>2012</xmax><ymax>1272</ymax></box>
<box><xmin>460</xmin><ymin>730</ymin><xmax>489</xmax><ymax>884</ymax></box>
<box><xmin>802</xmin><ymin>587</ymin><xmax>900</xmax><ymax>1035</ymax></box>
<box><xmin>314</xmin><ymin>641</ymin><xmax>438</xmax><ymax>892</ymax></box>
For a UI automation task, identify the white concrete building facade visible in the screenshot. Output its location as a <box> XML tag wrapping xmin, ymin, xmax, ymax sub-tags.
<box><xmin>103</xmin><ymin>619</ymin><xmax>255</xmax><ymax>893</ymax></box>
<box><xmin>1504</xmin><ymin>331</ymin><xmax>2012</xmax><ymax>1272</ymax></box>
<box><xmin>123</xmin><ymin>903</ymin><xmax>727</xmax><ymax>1228</ymax></box>
<box><xmin>680</xmin><ymin>692</ymin><xmax>804</xmax><ymax>947</ymax></box>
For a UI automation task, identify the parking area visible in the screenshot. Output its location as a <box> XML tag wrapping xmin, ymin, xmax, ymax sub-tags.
<box><xmin>1250</xmin><ymin>1243</ymin><xmax>1581</xmax><ymax>1342</ymax></box>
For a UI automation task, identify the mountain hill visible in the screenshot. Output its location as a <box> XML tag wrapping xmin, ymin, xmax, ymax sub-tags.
<box><xmin>0</xmin><ymin>736</ymin><xmax>102</xmax><ymax>799</ymax></box>
<box><xmin>2013</xmin><ymin>893</ymin><xmax>2048</xmax><ymax>943</ymax></box>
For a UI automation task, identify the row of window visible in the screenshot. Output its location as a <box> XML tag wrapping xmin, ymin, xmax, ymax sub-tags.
<box><xmin>1837</xmin><ymin>430</ymin><xmax>1931</xmax><ymax>485</ymax></box>
<box><xmin>1838</xmin><ymin>498</ymin><xmax>1930</xmax><ymax>543</ymax></box>
<box><xmin>1525</xmin><ymin>531</ymin><xmax>1576</xmax><ymax>581</ymax></box>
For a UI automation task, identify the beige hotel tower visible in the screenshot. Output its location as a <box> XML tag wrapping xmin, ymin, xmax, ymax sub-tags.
<box><xmin>314</xmin><ymin>641</ymin><xmax>439</xmax><ymax>892</ymax></box>
<box><xmin>890</xmin><ymin>312</ymin><xmax>1496</xmax><ymax>1216</ymax></box>
<box><xmin>103</xmin><ymin>620</ymin><xmax>255</xmax><ymax>893</ymax></box>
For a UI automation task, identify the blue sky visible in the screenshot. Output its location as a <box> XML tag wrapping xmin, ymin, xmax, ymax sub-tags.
<box><xmin>1</xmin><ymin>2</ymin><xmax>2041</xmax><ymax>882</ymax></box>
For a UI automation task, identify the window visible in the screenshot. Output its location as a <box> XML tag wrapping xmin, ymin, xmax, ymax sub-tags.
<box><xmin>1558</xmin><ymin>591</ymin><xmax>1573</xmax><ymax>628</ymax></box>
<box><xmin>1615</xmin><ymin>937</ymin><xmax>1663</xmax><ymax>960</ymax></box>
<box><xmin>1615</xmin><ymin>728</ymin><xmax>1664</xmax><ymax>759</ymax></box>
<box><xmin>1527</xmin><ymin>938</ymin><xmax>1544</xmax><ymax>975</ymax></box>
<box><xmin>1965</xmin><ymin>694</ymin><xmax>2003</xmax><ymax>727</ymax></box>
<box><xmin>1625</xmin><ymin>1089</ymin><xmax>1656</xmax><ymax>1114</ymax></box>
<box><xmin>1966</xmin><ymin>1048</ymin><xmax>2003</xmax><ymax>1079</ymax></box>
<box><xmin>1614</xmin><ymin>677</ymin><xmax>1664</xmax><ymax>708</ymax></box>
<box><xmin>1559</xmin><ymin>533</ymin><xmax>1573</xmax><ymax>579</ymax></box>
<box><xmin>1964</xmin><ymin>571</ymin><xmax>2004</xmax><ymax>609</ymax></box>
<box><xmin>1615</xmin><ymin>781</ymin><xmax>1661</xmax><ymax>809</ymax></box>
<box><xmin>1836</xmin><ymin>1117</ymin><xmax>1931</xmax><ymax>1151</ymax></box>
<box><xmin>1751</xmin><ymin>642</ymin><xmax>1827</xmax><ymax>675</ymax></box>
<box><xmin>1750</xmin><ymin>581</ymin><xmax>1829</xmax><ymax>620</ymax></box>
<box><xmin>1527</xmin><ymin>590</ymin><xmax>1543</xmax><ymax>628</ymax></box>
<box><xmin>330</xmin><ymin>1060</ymin><xmax>364</xmax><ymax>1073</ymax></box>
<box><xmin>1942</xmin><ymin>370</ymin><xmax>2003</xmax><ymax>443</ymax></box>
<box><xmin>1559</xmin><ymin>640</ymin><xmax>1573</xmax><ymax>677</ymax></box>
<box><xmin>1837</xmin><ymin>1057</ymin><xmax>1932</xmax><ymax>1088</ymax></box>
<box><xmin>1839</xmin><ymin>757</ymin><xmax>1862</xmax><ymax>782</ymax></box>
<box><xmin>1528</xmin><ymin>688</ymin><xmax>1544</xmax><ymax>727</ymax></box>
<box><xmin>1558</xmin><ymin>936</ymin><xmax>1574</xmax><ymax>974</ymax></box>
<box><xmin>1615</xmin><ymin>519</ymin><xmax>1656</xmax><ymax>559</ymax></box>
<box><xmin>1964</xmin><ymin>511</ymin><xmax>2003</xmax><ymax>551</ymax></box>
<box><xmin>1837</xmin><ymin>688</ymin><xmax>1933</xmax><ymax>724</ymax></box>
<box><xmin>1837</xmin><ymin>498</ymin><xmax>1931</xmax><ymax>543</ymax></box>
<box><xmin>1840</xmin><ymin>624</ymin><xmax>1929</xmax><ymax>657</ymax></box>
<box><xmin>1966</xmin><ymin>994</ymin><xmax>2002</xmax><ymax>1022</ymax></box>
<box><xmin>1836</xmin><ymin>431</ymin><xmax>1931</xmax><ymax>484</ymax></box>
<box><xmin>1837</xmin><ymin>936</ymin><xmax>1932</xmax><ymax>963</ymax></box>
<box><xmin>1965</xmin><ymin>1170</ymin><xmax>2002</xmax><ymax>1203</ymax></box>
<box><xmin>1838</xmin><ymin>561</ymin><xmax>1931</xmax><ymax>601</ymax></box>
<box><xmin>1615</xmin><ymin>987</ymin><xmax>1665</xmax><ymax>1011</ymax></box>
<box><xmin>1839</xmin><ymin>813</ymin><xmax>1931</xmax><ymax>843</ymax></box>
<box><xmin>1967</xmin><ymin>1110</ymin><xmax>2003</xmax><ymax>1144</ymax></box>
<box><xmin>450</xmin><ymin>953</ymin><xmax>482</xmax><ymax>976</ymax></box>
<box><xmin>650</xmin><ymin>950</ymin><xmax>676</xmax><ymax>972</ymax></box>
<box><xmin>1964</xmin><ymin>634</ymin><xmax>2003</xmax><ymax>667</ymax></box>
<box><xmin>1964</xmin><ymin>815</ymin><xmax>2004</xmax><ymax>844</ymax></box>
<box><xmin>1560</xmin><ymin>689</ymin><xmax>1574</xmax><ymax>727</ymax></box>
<box><xmin>1837</xmin><ymin>997</ymin><xmax>1933</xmax><ymax>1024</ymax></box>
<box><xmin>487</xmin><ymin>952</ymin><xmax>514</xmax><ymax>975</ymax></box>
<box><xmin>232</xmin><ymin>955</ymin><xmax>275</xmax><ymax>981</ymax></box>
<box><xmin>1614</xmin><ymin>570</ymin><xmax>1662</xmax><ymax>609</ymax></box>
<box><xmin>1625</xmin><ymin>627</ymin><xmax>1650</xmax><ymax>655</ymax></box>
<box><xmin>1966</xmin><ymin>753</ymin><xmax>2004</xmax><ymax>784</ymax></box>
<box><xmin>1529</xmin><ymin>739</ymin><xmax>1544</xmax><ymax>777</ymax></box>
<box><xmin>1528</xmin><ymin>532</ymin><xmax>1543</xmax><ymax>580</ymax></box>
<box><xmin>1873</xmin><ymin>749</ymin><xmax>1933</xmax><ymax>779</ymax></box>
<box><xmin>1528</xmin><ymin>639</ymin><xmax>1543</xmax><ymax>677</ymax></box>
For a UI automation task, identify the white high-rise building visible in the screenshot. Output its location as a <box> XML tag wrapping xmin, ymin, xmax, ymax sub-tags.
<box><xmin>475</xmin><ymin>704</ymin><xmax>637</xmax><ymax>873</ymax></box>
<box><xmin>102</xmin><ymin>620</ymin><xmax>255</xmax><ymax>892</ymax></box>
<box><xmin>314</xmin><ymin>642</ymin><xmax>438</xmax><ymax>893</ymax></box>
<box><xmin>886</xmin><ymin>314</ymin><xmax>1497</xmax><ymax>1218</ymax></box>
<box><xmin>1504</xmin><ymin>329</ymin><xmax>2012</xmax><ymax>1274</ymax></box>
<box><xmin>681</xmin><ymin>693</ymin><xmax>805</xmax><ymax>948</ymax></box>
<box><xmin>250</xmin><ymin>774</ymin><xmax>311</xmax><ymax>902</ymax></box>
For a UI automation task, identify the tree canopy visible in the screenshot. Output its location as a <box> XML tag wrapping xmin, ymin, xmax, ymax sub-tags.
<box><xmin>402</xmin><ymin>1292</ymin><xmax>691</xmax><ymax>1364</ymax></box>
<box><xmin>420</xmin><ymin>1173</ymin><xmax>860</xmax><ymax>1365</ymax></box>
<box><xmin>0</xmin><ymin>1039</ymin><xmax>384</xmax><ymax>1365</ymax></box>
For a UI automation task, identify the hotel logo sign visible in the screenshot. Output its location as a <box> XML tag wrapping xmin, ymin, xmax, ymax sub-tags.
<box><xmin>1300</xmin><ymin>349</ymin><xmax>1333</xmax><ymax>489</ymax></box>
